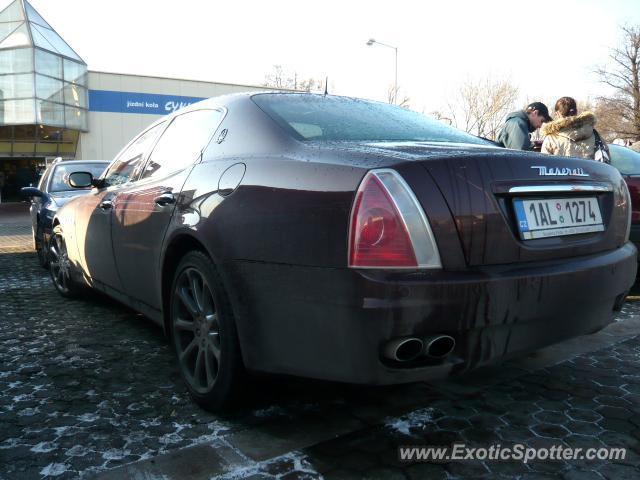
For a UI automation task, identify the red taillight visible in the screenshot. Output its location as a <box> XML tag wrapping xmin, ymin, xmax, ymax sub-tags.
<box><xmin>349</xmin><ymin>174</ymin><xmax>418</xmax><ymax>267</ymax></box>
<box><xmin>624</xmin><ymin>177</ymin><xmax>640</xmax><ymax>223</ymax></box>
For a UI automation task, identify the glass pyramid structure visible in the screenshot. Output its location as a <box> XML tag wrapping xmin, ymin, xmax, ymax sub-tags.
<box><xmin>0</xmin><ymin>0</ymin><xmax>88</xmax><ymax>133</ymax></box>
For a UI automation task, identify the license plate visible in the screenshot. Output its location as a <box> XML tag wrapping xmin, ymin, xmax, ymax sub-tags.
<box><xmin>514</xmin><ymin>197</ymin><xmax>604</xmax><ymax>240</ymax></box>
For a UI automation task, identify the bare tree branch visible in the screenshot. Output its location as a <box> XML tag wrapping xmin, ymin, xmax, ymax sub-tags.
<box><xmin>596</xmin><ymin>25</ymin><xmax>640</xmax><ymax>141</ymax></box>
<box><xmin>445</xmin><ymin>77</ymin><xmax>519</xmax><ymax>140</ymax></box>
<box><xmin>388</xmin><ymin>85</ymin><xmax>411</xmax><ymax>108</ymax></box>
<box><xmin>262</xmin><ymin>65</ymin><xmax>324</xmax><ymax>92</ymax></box>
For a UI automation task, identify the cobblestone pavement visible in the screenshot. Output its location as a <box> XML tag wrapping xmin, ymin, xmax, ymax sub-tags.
<box><xmin>0</xmin><ymin>226</ymin><xmax>639</xmax><ymax>478</ymax></box>
<box><xmin>0</xmin><ymin>203</ymin><xmax>33</xmax><ymax>253</ymax></box>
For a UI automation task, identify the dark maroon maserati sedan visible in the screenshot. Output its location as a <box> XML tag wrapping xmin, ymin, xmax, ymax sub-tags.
<box><xmin>51</xmin><ymin>93</ymin><xmax>637</xmax><ymax>410</ymax></box>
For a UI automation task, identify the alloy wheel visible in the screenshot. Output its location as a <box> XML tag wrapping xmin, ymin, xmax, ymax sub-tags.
<box><xmin>49</xmin><ymin>232</ymin><xmax>72</xmax><ymax>294</ymax></box>
<box><xmin>172</xmin><ymin>267</ymin><xmax>222</xmax><ymax>394</ymax></box>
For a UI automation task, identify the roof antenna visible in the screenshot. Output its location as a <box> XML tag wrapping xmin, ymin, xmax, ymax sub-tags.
<box><xmin>324</xmin><ymin>76</ymin><xmax>329</xmax><ymax>96</ymax></box>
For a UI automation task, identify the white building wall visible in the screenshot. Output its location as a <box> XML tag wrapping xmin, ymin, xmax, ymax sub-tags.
<box><xmin>78</xmin><ymin>71</ymin><xmax>275</xmax><ymax>161</ymax></box>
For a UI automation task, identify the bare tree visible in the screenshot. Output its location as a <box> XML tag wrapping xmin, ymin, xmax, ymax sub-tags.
<box><xmin>387</xmin><ymin>85</ymin><xmax>410</xmax><ymax>108</ymax></box>
<box><xmin>446</xmin><ymin>77</ymin><xmax>519</xmax><ymax>140</ymax></box>
<box><xmin>430</xmin><ymin>110</ymin><xmax>453</xmax><ymax>125</ymax></box>
<box><xmin>593</xmin><ymin>97</ymin><xmax>633</xmax><ymax>141</ymax></box>
<box><xmin>262</xmin><ymin>65</ymin><xmax>325</xmax><ymax>92</ymax></box>
<box><xmin>596</xmin><ymin>25</ymin><xmax>640</xmax><ymax>141</ymax></box>
<box><xmin>262</xmin><ymin>65</ymin><xmax>288</xmax><ymax>89</ymax></box>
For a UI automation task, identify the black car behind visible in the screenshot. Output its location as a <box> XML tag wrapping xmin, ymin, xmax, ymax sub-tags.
<box><xmin>21</xmin><ymin>159</ymin><xmax>109</xmax><ymax>267</ymax></box>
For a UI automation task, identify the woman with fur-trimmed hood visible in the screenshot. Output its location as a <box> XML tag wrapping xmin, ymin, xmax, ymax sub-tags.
<box><xmin>541</xmin><ymin>97</ymin><xmax>599</xmax><ymax>159</ymax></box>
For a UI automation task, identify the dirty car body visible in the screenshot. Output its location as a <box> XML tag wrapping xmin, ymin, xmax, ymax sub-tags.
<box><xmin>21</xmin><ymin>160</ymin><xmax>109</xmax><ymax>267</ymax></box>
<box><xmin>52</xmin><ymin>93</ymin><xmax>637</xmax><ymax>408</ymax></box>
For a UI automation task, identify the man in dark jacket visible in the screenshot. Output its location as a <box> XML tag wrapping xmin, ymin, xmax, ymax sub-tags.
<box><xmin>497</xmin><ymin>102</ymin><xmax>552</xmax><ymax>150</ymax></box>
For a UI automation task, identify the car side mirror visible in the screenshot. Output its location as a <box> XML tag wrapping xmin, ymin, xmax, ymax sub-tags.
<box><xmin>68</xmin><ymin>171</ymin><xmax>94</xmax><ymax>188</ymax></box>
<box><xmin>21</xmin><ymin>186</ymin><xmax>45</xmax><ymax>198</ymax></box>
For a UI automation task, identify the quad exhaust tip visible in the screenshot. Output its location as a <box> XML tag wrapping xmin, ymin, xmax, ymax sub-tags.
<box><xmin>423</xmin><ymin>335</ymin><xmax>456</xmax><ymax>359</ymax></box>
<box><xmin>383</xmin><ymin>337</ymin><xmax>424</xmax><ymax>362</ymax></box>
<box><xmin>384</xmin><ymin>334</ymin><xmax>455</xmax><ymax>362</ymax></box>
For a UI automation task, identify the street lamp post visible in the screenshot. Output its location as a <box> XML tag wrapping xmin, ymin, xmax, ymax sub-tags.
<box><xmin>366</xmin><ymin>38</ymin><xmax>398</xmax><ymax>104</ymax></box>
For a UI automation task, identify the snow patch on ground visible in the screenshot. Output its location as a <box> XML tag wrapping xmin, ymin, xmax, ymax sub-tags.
<box><xmin>385</xmin><ymin>407</ymin><xmax>434</xmax><ymax>436</ymax></box>
<box><xmin>17</xmin><ymin>407</ymin><xmax>39</xmax><ymax>416</ymax></box>
<box><xmin>66</xmin><ymin>444</ymin><xmax>91</xmax><ymax>457</ymax></box>
<box><xmin>52</xmin><ymin>426</ymin><xmax>70</xmax><ymax>436</ymax></box>
<box><xmin>30</xmin><ymin>441</ymin><xmax>57</xmax><ymax>453</ymax></box>
<box><xmin>0</xmin><ymin>438</ymin><xmax>22</xmax><ymax>450</ymax></box>
<box><xmin>102</xmin><ymin>448</ymin><xmax>132</xmax><ymax>461</ymax></box>
<box><xmin>77</xmin><ymin>412</ymin><xmax>100</xmax><ymax>422</ymax></box>
<box><xmin>39</xmin><ymin>463</ymin><xmax>69</xmax><ymax>476</ymax></box>
<box><xmin>217</xmin><ymin>451</ymin><xmax>319</xmax><ymax>479</ymax></box>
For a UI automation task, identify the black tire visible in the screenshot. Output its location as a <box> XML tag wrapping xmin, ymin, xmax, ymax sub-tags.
<box><xmin>35</xmin><ymin>225</ymin><xmax>49</xmax><ymax>268</ymax></box>
<box><xmin>48</xmin><ymin>224</ymin><xmax>83</xmax><ymax>298</ymax></box>
<box><xmin>169</xmin><ymin>251</ymin><xmax>244</xmax><ymax>411</ymax></box>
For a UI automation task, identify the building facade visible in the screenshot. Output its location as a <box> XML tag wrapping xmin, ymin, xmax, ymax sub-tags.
<box><xmin>0</xmin><ymin>0</ymin><xmax>273</xmax><ymax>201</ymax></box>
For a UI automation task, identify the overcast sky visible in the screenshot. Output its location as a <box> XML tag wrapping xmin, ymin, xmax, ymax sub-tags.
<box><xmin>22</xmin><ymin>0</ymin><xmax>640</xmax><ymax>114</ymax></box>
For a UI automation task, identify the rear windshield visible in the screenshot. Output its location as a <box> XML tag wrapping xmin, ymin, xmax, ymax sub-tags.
<box><xmin>49</xmin><ymin>162</ymin><xmax>108</xmax><ymax>192</ymax></box>
<box><xmin>610</xmin><ymin>145</ymin><xmax>640</xmax><ymax>175</ymax></box>
<box><xmin>252</xmin><ymin>93</ymin><xmax>490</xmax><ymax>145</ymax></box>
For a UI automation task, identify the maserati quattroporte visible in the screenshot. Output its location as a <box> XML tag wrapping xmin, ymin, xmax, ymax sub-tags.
<box><xmin>51</xmin><ymin>93</ymin><xmax>637</xmax><ymax>409</ymax></box>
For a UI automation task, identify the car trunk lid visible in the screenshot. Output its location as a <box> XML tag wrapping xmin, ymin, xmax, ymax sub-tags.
<box><xmin>364</xmin><ymin>142</ymin><xmax>630</xmax><ymax>267</ymax></box>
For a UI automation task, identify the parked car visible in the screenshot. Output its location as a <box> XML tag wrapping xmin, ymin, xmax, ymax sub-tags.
<box><xmin>609</xmin><ymin>143</ymin><xmax>640</xmax><ymax>254</ymax></box>
<box><xmin>50</xmin><ymin>93</ymin><xmax>636</xmax><ymax>410</ymax></box>
<box><xmin>21</xmin><ymin>159</ymin><xmax>109</xmax><ymax>267</ymax></box>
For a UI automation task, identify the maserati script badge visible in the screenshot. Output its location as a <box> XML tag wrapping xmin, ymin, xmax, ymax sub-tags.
<box><xmin>531</xmin><ymin>166</ymin><xmax>589</xmax><ymax>177</ymax></box>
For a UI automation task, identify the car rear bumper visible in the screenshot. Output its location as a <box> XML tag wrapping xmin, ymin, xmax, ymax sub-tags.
<box><xmin>229</xmin><ymin>242</ymin><xmax>637</xmax><ymax>385</ymax></box>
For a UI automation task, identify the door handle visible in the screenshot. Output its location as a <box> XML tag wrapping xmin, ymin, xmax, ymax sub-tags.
<box><xmin>154</xmin><ymin>192</ymin><xmax>176</xmax><ymax>206</ymax></box>
<box><xmin>99</xmin><ymin>200</ymin><xmax>112</xmax><ymax>210</ymax></box>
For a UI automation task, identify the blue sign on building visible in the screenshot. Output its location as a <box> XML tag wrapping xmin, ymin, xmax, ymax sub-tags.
<box><xmin>88</xmin><ymin>90</ymin><xmax>207</xmax><ymax>115</ymax></box>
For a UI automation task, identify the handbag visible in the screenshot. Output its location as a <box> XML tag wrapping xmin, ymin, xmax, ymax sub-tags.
<box><xmin>593</xmin><ymin>129</ymin><xmax>611</xmax><ymax>164</ymax></box>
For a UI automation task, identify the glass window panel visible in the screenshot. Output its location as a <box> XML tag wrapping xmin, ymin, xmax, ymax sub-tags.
<box><xmin>35</xmin><ymin>74</ymin><xmax>63</xmax><ymax>102</ymax></box>
<box><xmin>0</xmin><ymin>141</ymin><xmax>11</xmax><ymax>153</ymax></box>
<box><xmin>24</xmin><ymin>2</ymin><xmax>52</xmax><ymax>29</ymax></box>
<box><xmin>0</xmin><ymin>73</ymin><xmax>34</xmax><ymax>99</ymax></box>
<box><xmin>0</xmin><ymin>1</ymin><xmax>25</xmax><ymax>22</ymax></box>
<box><xmin>35</xmin><ymin>142</ymin><xmax>57</xmax><ymax>154</ymax></box>
<box><xmin>0</xmin><ymin>48</ymin><xmax>32</xmax><ymax>73</ymax></box>
<box><xmin>63</xmin><ymin>58</ymin><xmax>86</xmax><ymax>84</ymax></box>
<box><xmin>63</xmin><ymin>82</ymin><xmax>87</xmax><ymax>108</ymax></box>
<box><xmin>77</xmin><ymin>73</ymin><xmax>87</xmax><ymax>87</ymax></box>
<box><xmin>37</xmin><ymin>125</ymin><xmax>61</xmax><ymax>141</ymax></box>
<box><xmin>0</xmin><ymin>125</ymin><xmax>12</xmax><ymax>139</ymax></box>
<box><xmin>0</xmin><ymin>23</ymin><xmax>30</xmax><ymax>49</ymax></box>
<box><xmin>0</xmin><ymin>98</ymin><xmax>35</xmax><ymax>123</ymax></box>
<box><xmin>36</xmin><ymin>99</ymin><xmax>64</xmax><ymax>126</ymax></box>
<box><xmin>35</xmin><ymin>48</ymin><xmax>62</xmax><ymax>78</ymax></box>
<box><xmin>31</xmin><ymin>23</ymin><xmax>81</xmax><ymax>61</ymax></box>
<box><xmin>64</xmin><ymin>105</ymin><xmax>86</xmax><ymax>130</ymax></box>
<box><xmin>57</xmin><ymin>142</ymin><xmax>76</xmax><ymax>154</ymax></box>
<box><xmin>61</xmin><ymin>128</ymin><xmax>78</xmax><ymax>142</ymax></box>
<box><xmin>30</xmin><ymin>23</ymin><xmax>58</xmax><ymax>54</ymax></box>
<box><xmin>0</xmin><ymin>21</ymin><xmax>22</xmax><ymax>43</ymax></box>
<box><xmin>252</xmin><ymin>94</ymin><xmax>492</xmax><ymax>145</ymax></box>
<box><xmin>12</xmin><ymin>141</ymin><xmax>36</xmax><ymax>153</ymax></box>
<box><xmin>104</xmin><ymin>122</ymin><xmax>166</xmax><ymax>186</ymax></box>
<box><xmin>143</xmin><ymin>110</ymin><xmax>224</xmax><ymax>179</ymax></box>
<box><xmin>13</xmin><ymin>124</ymin><xmax>36</xmax><ymax>139</ymax></box>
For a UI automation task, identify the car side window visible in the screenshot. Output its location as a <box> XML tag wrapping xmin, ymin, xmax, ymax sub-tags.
<box><xmin>103</xmin><ymin>122</ymin><xmax>166</xmax><ymax>187</ymax></box>
<box><xmin>140</xmin><ymin>109</ymin><xmax>223</xmax><ymax>180</ymax></box>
